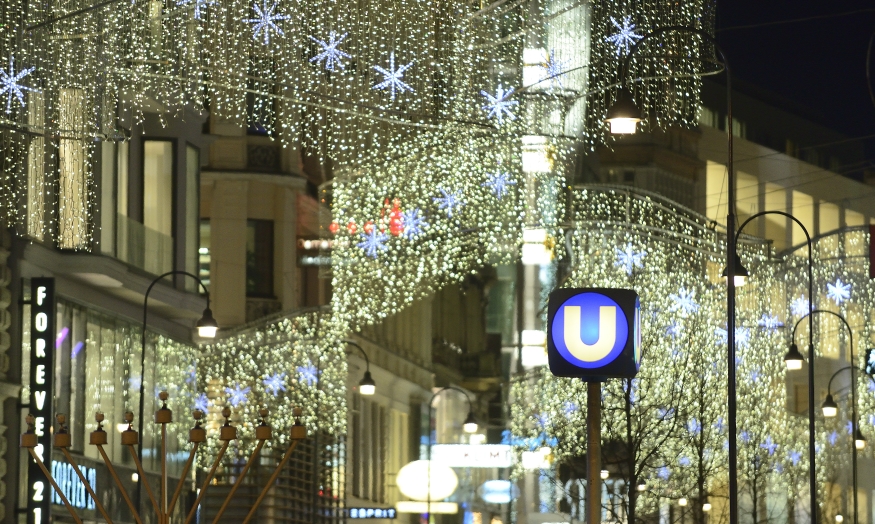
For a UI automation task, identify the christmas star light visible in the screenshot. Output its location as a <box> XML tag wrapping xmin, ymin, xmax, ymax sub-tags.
<box><xmin>357</xmin><ymin>229</ymin><xmax>389</xmax><ymax>258</ymax></box>
<box><xmin>176</xmin><ymin>0</ymin><xmax>215</xmax><ymax>19</ymax></box>
<box><xmin>263</xmin><ymin>372</ymin><xmax>287</xmax><ymax>396</ymax></box>
<box><xmin>788</xmin><ymin>450</ymin><xmax>801</xmax><ymax>466</ymax></box>
<box><xmin>615</xmin><ymin>243</ymin><xmax>646</xmax><ymax>275</ymax></box>
<box><xmin>0</xmin><ymin>57</ymin><xmax>37</xmax><ymax>114</ymax></box>
<box><xmin>297</xmin><ymin>364</ymin><xmax>319</xmax><ymax>386</ymax></box>
<box><xmin>402</xmin><ymin>208</ymin><xmax>427</xmax><ymax>239</ymax></box>
<box><xmin>244</xmin><ymin>0</ymin><xmax>290</xmax><ymax>45</ymax></box>
<box><xmin>790</xmin><ymin>295</ymin><xmax>810</xmax><ymax>317</ymax></box>
<box><xmin>483</xmin><ymin>171</ymin><xmax>516</xmax><ymax>199</ymax></box>
<box><xmin>433</xmin><ymin>188</ymin><xmax>465</xmax><ymax>217</ymax></box>
<box><xmin>757</xmin><ymin>313</ymin><xmax>783</xmax><ymax>330</ymax></box>
<box><xmin>686</xmin><ymin>418</ymin><xmax>701</xmax><ymax>434</ymax></box>
<box><xmin>714</xmin><ymin>326</ymin><xmax>750</xmax><ymax>349</ymax></box>
<box><xmin>309</xmin><ymin>31</ymin><xmax>352</xmax><ymax>71</ymax></box>
<box><xmin>540</xmin><ymin>50</ymin><xmax>570</xmax><ymax>89</ymax></box>
<box><xmin>605</xmin><ymin>15</ymin><xmax>643</xmax><ymax>55</ymax></box>
<box><xmin>828</xmin><ymin>430</ymin><xmax>839</xmax><ymax>446</ymax></box>
<box><xmin>480</xmin><ymin>85</ymin><xmax>519</xmax><ymax>124</ymax></box>
<box><xmin>827</xmin><ymin>278</ymin><xmax>851</xmax><ymax>304</ymax></box>
<box><xmin>372</xmin><ymin>52</ymin><xmax>414</xmax><ymax>100</ymax></box>
<box><xmin>665</xmin><ymin>321</ymin><xmax>681</xmax><ymax>338</ymax></box>
<box><xmin>194</xmin><ymin>393</ymin><xmax>209</xmax><ymax>412</ymax></box>
<box><xmin>225</xmin><ymin>384</ymin><xmax>251</xmax><ymax>407</ymax></box>
<box><xmin>669</xmin><ymin>287</ymin><xmax>699</xmax><ymax>316</ymax></box>
<box><xmin>740</xmin><ymin>430</ymin><xmax>751</xmax><ymax>443</ymax></box>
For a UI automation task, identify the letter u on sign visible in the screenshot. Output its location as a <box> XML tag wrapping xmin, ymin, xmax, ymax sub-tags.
<box><xmin>562</xmin><ymin>305</ymin><xmax>616</xmax><ymax>362</ymax></box>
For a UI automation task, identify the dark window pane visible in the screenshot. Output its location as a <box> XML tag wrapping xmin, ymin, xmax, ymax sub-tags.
<box><xmin>246</xmin><ymin>220</ymin><xmax>274</xmax><ymax>297</ymax></box>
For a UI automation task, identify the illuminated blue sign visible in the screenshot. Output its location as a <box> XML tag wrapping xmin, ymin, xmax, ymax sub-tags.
<box><xmin>349</xmin><ymin>507</ymin><xmax>396</xmax><ymax>519</ymax></box>
<box><xmin>547</xmin><ymin>288</ymin><xmax>640</xmax><ymax>379</ymax></box>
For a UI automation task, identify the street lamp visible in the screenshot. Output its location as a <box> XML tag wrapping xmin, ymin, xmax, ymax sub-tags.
<box><xmin>345</xmin><ymin>340</ymin><xmax>376</xmax><ymax>396</ymax></box>
<box><xmin>793</xmin><ymin>309</ymin><xmax>857</xmax><ymax>524</ymax></box>
<box><xmin>605</xmin><ymin>88</ymin><xmax>642</xmax><ymax>134</ymax></box>
<box><xmin>139</xmin><ymin>270</ymin><xmax>216</xmax><ymax>516</ymax></box>
<box><xmin>427</xmin><ymin>386</ymin><xmax>478</xmax><ymax>523</ymax></box>
<box><xmin>607</xmin><ymin>25</ymin><xmax>755</xmax><ymax>524</ymax></box>
<box><xmin>727</xmin><ymin>211</ymin><xmax>816</xmax><ymax>524</ymax></box>
<box><xmin>720</xmin><ymin>253</ymin><xmax>749</xmax><ymax>287</ymax></box>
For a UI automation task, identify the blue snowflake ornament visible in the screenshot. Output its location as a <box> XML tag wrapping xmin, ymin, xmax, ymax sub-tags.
<box><xmin>790</xmin><ymin>295</ymin><xmax>810</xmax><ymax>317</ymax></box>
<box><xmin>788</xmin><ymin>450</ymin><xmax>801</xmax><ymax>466</ymax></box>
<box><xmin>480</xmin><ymin>85</ymin><xmax>519</xmax><ymax>125</ymax></box>
<box><xmin>483</xmin><ymin>171</ymin><xmax>516</xmax><ymax>199</ymax></box>
<box><xmin>357</xmin><ymin>229</ymin><xmax>389</xmax><ymax>258</ymax></box>
<box><xmin>372</xmin><ymin>52</ymin><xmax>414</xmax><ymax>100</ymax></box>
<box><xmin>402</xmin><ymin>208</ymin><xmax>427</xmax><ymax>239</ymax></box>
<box><xmin>668</xmin><ymin>287</ymin><xmax>699</xmax><ymax>316</ymax></box>
<box><xmin>828</xmin><ymin>430</ymin><xmax>839</xmax><ymax>446</ymax></box>
<box><xmin>760</xmin><ymin>436</ymin><xmax>778</xmax><ymax>455</ymax></box>
<box><xmin>194</xmin><ymin>393</ymin><xmax>209</xmax><ymax>412</ymax></box>
<box><xmin>827</xmin><ymin>278</ymin><xmax>851</xmax><ymax>304</ymax></box>
<box><xmin>244</xmin><ymin>0</ymin><xmax>290</xmax><ymax>45</ymax></box>
<box><xmin>540</xmin><ymin>50</ymin><xmax>570</xmax><ymax>90</ymax></box>
<box><xmin>309</xmin><ymin>31</ymin><xmax>352</xmax><ymax>71</ymax></box>
<box><xmin>757</xmin><ymin>313</ymin><xmax>783</xmax><ymax>331</ymax></box>
<box><xmin>263</xmin><ymin>372</ymin><xmax>288</xmax><ymax>396</ymax></box>
<box><xmin>0</xmin><ymin>57</ymin><xmax>37</xmax><ymax>114</ymax></box>
<box><xmin>433</xmin><ymin>188</ymin><xmax>465</xmax><ymax>217</ymax></box>
<box><xmin>615</xmin><ymin>243</ymin><xmax>646</xmax><ymax>275</ymax></box>
<box><xmin>297</xmin><ymin>364</ymin><xmax>319</xmax><ymax>386</ymax></box>
<box><xmin>605</xmin><ymin>16</ymin><xmax>643</xmax><ymax>55</ymax></box>
<box><xmin>225</xmin><ymin>384</ymin><xmax>251</xmax><ymax>407</ymax></box>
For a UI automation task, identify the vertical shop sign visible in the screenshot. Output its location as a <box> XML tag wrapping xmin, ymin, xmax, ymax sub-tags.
<box><xmin>28</xmin><ymin>278</ymin><xmax>54</xmax><ymax>524</ymax></box>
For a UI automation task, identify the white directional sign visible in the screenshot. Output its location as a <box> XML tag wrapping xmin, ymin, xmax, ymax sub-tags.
<box><xmin>431</xmin><ymin>444</ymin><xmax>513</xmax><ymax>468</ymax></box>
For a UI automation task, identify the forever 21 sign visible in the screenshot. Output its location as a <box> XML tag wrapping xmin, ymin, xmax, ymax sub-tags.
<box><xmin>28</xmin><ymin>278</ymin><xmax>54</xmax><ymax>524</ymax></box>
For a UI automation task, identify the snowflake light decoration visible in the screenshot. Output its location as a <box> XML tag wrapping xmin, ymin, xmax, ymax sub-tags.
<box><xmin>665</xmin><ymin>321</ymin><xmax>681</xmax><ymax>339</ymax></box>
<box><xmin>750</xmin><ymin>369</ymin><xmax>760</xmax><ymax>383</ymax></box>
<box><xmin>309</xmin><ymin>31</ymin><xmax>352</xmax><ymax>71</ymax></box>
<box><xmin>605</xmin><ymin>15</ymin><xmax>643</xmax><ymax>56</ymax></box>
<box><xmin>615</xmin><ymin>243</ymin><xmax>646</xmax><ymax>275</ymax></box>
<box><xmin>244</xmin><ymin>0</ymin><xmax>290</xmax><ymax>45</ymax></box>
<box><xmin>740</xmin><ymin>430</ymin><xmax>751</xmax><ymax>443</ymax></box>
<box><xmin>790</xmin><ymin>295</ymin><xmax>810</xmax><ymax>317</ymax></box>
<box><xmin>540</xmin><ymin>50</ymin><xmax>570</xmax><ymax>90</ymax></box>
<box><xmin>757</xmin><ymin>313</ymin><xmax>783</xmax><ymax>331</ymax></box>
<box><xmin>357</xmin><ymin>229</ymin><xmax>389</xmax><ymax>258</ymax></box>
<box><xmin>657</xmin><ymin>466</ymin><xmax>670</xmax><ymax>480</ymax></box>
<box><xmin>194</xmin><ymin>393</ymin><xmax>209</xmax><ymax>412</ymax></box>
<box><xmin>0</xmin><ymin>57</ymin><xmax>37</xmax><ymax>114</ymax></box>
<box><xmin>535</xmin><ymin>412</ymin><xmax>550</xmax><ymax>427</ymax></box>
<box><xmin>225</xmin><ymin>384</ymin><xmax>251</xmax><ymax>407</ymax></box>
<box><xmin>372</xmin><ymin>52</ymin><xmax>414</xmax><ymax>100</ymax></box>
<box><xmin>668</xmin><ymin>287</ymin><xmax>699</xmax><ymax>316</ymax></box>
<box><xmin>483</xmin><ymin>171</ymin><xmax>516</xmax><ymax>199</ymax></box>
<box><xmin>686</xmin><ymin>418</ymin><xmax>701</xmax><ymax>434</ymax></box>
<box><xmin>679</xmin><ymin>456</ymin><xmax>691</xmax><ymax>466</ymax></box>
<box><xmin>562</xmin><ymin>401</ymin><xmax>578</xmax><ymax>415</ymax></box>
<box><xmin>297</xmin><ymin>364</ymin><xmax>319</xmax><ymax>386</ymax></box>
<box><xmin>714</xmin><ymin>326</ymin><xmax>751</xmax><ymax>349</ymax></box>
<box><xmin>176</xmin><ymin>0</ymin><xmax>216</xmax><ymax>20</ymax></box>
<box><xmin>480</xmin><ymin>85</ymin><xmax>519</xmax><ymax>125</ymax></box>
<box><xmin>828</xmin><ymin>430</ymin><xmax>839</xmax><ymax>446</ymax></box>
<box><xmin>129</xmin><ymin>375</ymin><xmax>142</xmax><ymax>391</ymax></box>
<box><xmin>714</xmin><ymin>417</ymin><xmax>725</xmax><ymax>432</ymax></box>
<box><xmin>846</xmin><ymin>420</ymin><xmax>855</xmax><ymax>435</ymax></box>
<box><xmin>402</xmin><ymin>208</ymin><xmax>427</xmax><ymax>239</ymax></box>
<box><xmin>788</xmin><ymin>450</ymin><xmax>801</xmax><ymax>466</ymax></box>
<box><xmin>827</xmin><ymin>278</ymin><xmax>851</xmax><ymax>304</ymax></box>
<box><xmin>433</xmin><ymin>188</ymin><xmax>465</xmax><ymax>217</ymax></box>
<box><xmin>263</xmin><ymin>372</ymin><xmax>287</xmax><ymax>396</ymax></box>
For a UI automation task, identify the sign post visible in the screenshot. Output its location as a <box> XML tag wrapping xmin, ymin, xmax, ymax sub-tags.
<box><xmin>547</xmin><ymin>288</ymin><xmax>640</xmax><ymax>524</ymax></box>
<box><xmin>27</xmin><ymin>278</ymin><xmax>55</xmax><ymax>524</ymax></box>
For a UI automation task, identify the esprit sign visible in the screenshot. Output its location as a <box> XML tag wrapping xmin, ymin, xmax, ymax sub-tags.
<box><xmin>547</xmin><ymin>288</ymin><xmax>640</xmax><ymax>379</ymax></box>
<box><xmin>28</xmin><ymin>278</ymin><xmax>55</xmax><ymax>524</ymax></box>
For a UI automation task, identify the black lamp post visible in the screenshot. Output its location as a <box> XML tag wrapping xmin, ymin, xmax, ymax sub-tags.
<box><xmin>605</xmin><ymin>25</ymin><xmax>751</xmax><ymax>524</ymax></box>
<box><xmin>138</xmin><ymin>270</ymin><xmax>216</xmax><ymax>515</ymax></box>
<box><xmin>345</xmin><ymin>339</ymin><xmax>376</xmax><ymax>395</ymax></box>
<box><xmin>426</xmin><ymin>386</ymin><xmax>478</xmax><ymax>523</ymax></box>
<box><xmin>790</xmin><ymin>310</ymin><xmax>859</xmax><ymax>524</ymax></box>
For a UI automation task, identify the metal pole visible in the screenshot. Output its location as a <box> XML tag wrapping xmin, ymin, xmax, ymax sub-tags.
<box><xmin>586</xmin><ymin>382</ymin><xmax>601</xmax><ymax>524</ymax></box>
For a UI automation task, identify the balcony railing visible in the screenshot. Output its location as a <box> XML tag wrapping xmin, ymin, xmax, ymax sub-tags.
<box><xmin>116</xmin><ymin>214</ymin><xmax>173</xmax><ymax>275</ymax></box>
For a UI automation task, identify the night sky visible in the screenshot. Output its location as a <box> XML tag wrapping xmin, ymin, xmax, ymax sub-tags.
<box><xmin>715</xmin><ymin>0</ymin><xmax>875</xmax><ymax>165</ymax></box>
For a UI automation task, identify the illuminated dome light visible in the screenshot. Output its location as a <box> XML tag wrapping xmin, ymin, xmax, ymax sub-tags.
<box><xmin>784</xmin><ymin>344</ymin><xmax>804</xmax><ymax>371</ymax></box>
<box><xmin>821</xmin><ymin>394</ymin><xmax>838</xmax><ymax>418</ymax></box>
<box><xmin>396</xmin><ymin>460</ymin><xmax>458</xmax><ymax>501</ymax></box>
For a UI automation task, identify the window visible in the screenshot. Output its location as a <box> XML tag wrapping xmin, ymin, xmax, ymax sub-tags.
<box><xmin>246</xmin><ymin>220</ymin><xmax>274</xmax><ymax>297</ymax></box>
<box><xmin>199</xmin><ymin>219</ymin><xmax>211</xmax><ymax>289</ymax></box>
<box><xmin>142</xmin><ymin>140</ymin><xmax>174</xmax><ymax>274</ymax></box>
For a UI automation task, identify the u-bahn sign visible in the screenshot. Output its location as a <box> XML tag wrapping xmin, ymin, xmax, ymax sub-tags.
<box><xmin>547</xmin><ymin>288</ymin><xmax>640</xmax><ymax>380</ymax></box>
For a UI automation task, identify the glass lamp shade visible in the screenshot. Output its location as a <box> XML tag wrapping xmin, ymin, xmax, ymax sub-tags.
<box><xmin>463</xmin><ymin>411</ymin><xmax>479</xmax><ymax>433</ymax></box>
<box><xmin>721</xmin><ymin>254</ymin><xmax>749</xmax><ymax>287</ymax></box>
<box><xmin>784</xmin><ymin>344</ymin><xmax>804</xmax><ymax>370</ymax></box>
<box><xmin>196</xmin><ymin>307</ymin><xmax>218</xmax><ymax>338</ymax></box>
<box><xmin>821</xmin><ymin>394</ymin><xmax>838</xmax><ymax>418</ymax></box>
<box><xmin>855</xmin><ymin>429</ymin><xmax>867</xmax><ymax>450</ymax></box>
<box><xmin>605</xmin><ymin>88</ymin><xmax>642</xmax><ymax>135</ymax></box>
<box><xmin>359</xmin><ymin>371</ymin><xmax>376</xmax><ymax>396</ymax></box>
